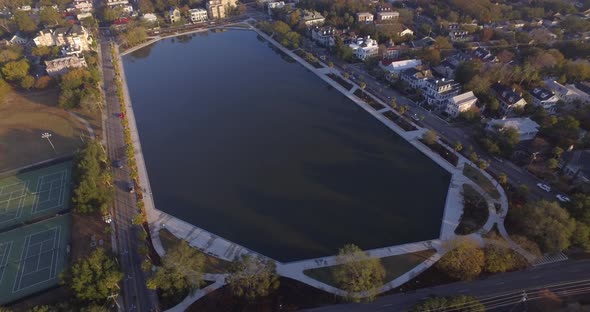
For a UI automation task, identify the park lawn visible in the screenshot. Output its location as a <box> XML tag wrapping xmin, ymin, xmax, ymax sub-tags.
<box><xmin>159</xmin><ymin>229</ymin><xmax>232</xmax><ymax>273</ymax></box>
<box><xmin>455</xmin><ymin>184</ymin><xmax>489</xmax><ymax>235</ymax></box>
<box><xmin>0</xmin><ymin>89</ymin><xmax>88</xmax><ymax>172</ymax></box>
<box><xmin>303</xmin><ymin>250</ymin><xmax>437</xmax><ymax>288</ymax></box>
<box><xmin>463</xmin><ymin>164</ymin><xmax>500</xmax><ymax>199</ymax></box>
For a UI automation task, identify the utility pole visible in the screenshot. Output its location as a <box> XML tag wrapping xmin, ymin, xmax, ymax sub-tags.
<box><xmin>41</xmin><ymin>132</ymin><xmax>56</xmax><ymax>153</ymax></box>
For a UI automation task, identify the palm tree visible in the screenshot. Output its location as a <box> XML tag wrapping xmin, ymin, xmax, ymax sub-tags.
<box><xmin>360</xmin><ymin>81</ymin><xmax>366</xmax><ymax>90</ymax></box>
<box><xmin>390</xmin><ymin>98</ymin><xmax>397</xmax><ymax>109</ymax></box>
<box><xmin>454</xmin><ymin>142</ymin><xmax>463</xmax><ymax>152</ymax></box>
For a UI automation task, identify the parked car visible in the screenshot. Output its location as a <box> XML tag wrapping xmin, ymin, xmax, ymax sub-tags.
<box><xmin>536</xmin><ymin>183</ymin><xmax>551</xmax><ymax>192</ymax></box>
<box><xmin>556</xmin><ymin>194</ymin><xmax>570</xmax><ymax>203</ymax></box>
<box><xmin>411</xmin><ymin>113</ymin><xmax>420</xmax><ymax>121</ymax></box>
<box><xmin>127</xmin><ymin>182</ymin><xmax>135</xmax><ymax>193</ymax></box>
<box><xmin>113</xmin><ymin>160</ymin><xmax>123</xmax><ymax>169</ymax></box>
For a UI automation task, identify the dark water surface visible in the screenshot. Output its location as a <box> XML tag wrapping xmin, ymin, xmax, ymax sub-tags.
<box><xmin>123</xmin><ymin>30</ymin><xmax>450</xmax><ymax>262</ymax></box>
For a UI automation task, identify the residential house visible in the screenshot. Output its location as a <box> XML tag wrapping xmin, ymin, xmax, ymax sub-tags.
<box><xmin>310</xmin><ymin>26</ymin><xmax>335</xmax><ymax>47</ymax></box>
<box><xmin>560</xmin><ymin>150</ymin><xmax>590</xmax><ymax>184</ymax></box>
<box><xmin>9</xmin><ymin>33</ymin><xmax>28</xmax><ymax>45</ymax></box>
<box><xmin>381</xmin><ymin>40</ymin><xmax>406</xmax><ymax>60</ymax></box>
<box><xmin>472</xmin><ymin>47</ymin><xmax>496</xmax><ymax>62</ymax></box>
<box><xmin>422</xmin><ymin>78</ymin><xmax>461</xmax><ymax>109</ymax></box>
<box><xmin>410</xmin><ymin>36</ymin><xmax>435</xmax><ymax>49</ymax></box>
<box><xmin>544</xmin><ymin>79</ymin><xmax>590</xmax><ymax>104</ymax></box>
<box><xmin>141</xmin><ymin>13</ymin><xmax>158</xmax><ymax>24</ymax></box>
<box><xmin>491</xmin><ymin>83</ymin><xmax>527</xmax><ymax>115</ymax></box>
<box><xmin>449</xmin><ymin>30</ymin><xmax>470</xmax><ymax>42</ymax></box>
<box><xmin>45</xmin><ymin>55</ymin><xmax>87</xmax><ymax>76</ymax></box>
<box><xmin>168</xmin><ymin>7</ymin><xmax>181</xmax><ymax>23</ymax></box>
<box><xmin>446</xmin><ymin>91</ymin><xmax>478</xmax><ymax>117</ymax></box>
<box><xmin>356</xmin><ymin>12</ymin><xmax>374</xmax><ymax>24</ymax></box>
<box><xmin>34</xmin><ymin>25</ymin><xmax>92</xmax><ymax>51</ymax></box>
<box><xmin>530</xmin><ymin>86</ymin><xmax>558</xmax><ymax>113</ymax></box>
<box><xmin>207</xmin><ymin>0</ymin><xmax>237</xmax><ymax>19</ymax></box>
<box><xmin>486</xmin><ymin>118</ymin><xmax>540</xmax><ymax>142</ymax></box>
<box><xmin>348</xmin><ymin>36</ymin><xmax>378</xmax><ymax>60</ymax></box>
<box><xmin>105</xmin><ymin>0</ymin><xmax>128</xmax><ymax>7</ymax></box>
<box><xmin>399</xmin><ymin>67</ymin><xmax>432</xmax><ymax>89</ymax></box>
<box><xmin>512</xmin><ymin>20</ymin><xmax>526</xmax><ymax>29</ymax></box>
<box><xmin>380</xmin><ymin>59</ymin><xmax>421</xmax><ymax>80</ymax></box>
<box><xmin>189</xmin><ymin>8</ymin><xmax>208</xmax><ymax>23</ymax></box>
<box><xmin>376</xmin><ymin>11</ymin><xmax>399</xmax><ymax>22</ymax></box>
<box><xmin>302</xmin><ymin>10</ymin><xmax>325</xmax><ymax>26</ymax></box>
<box><xmin>432</xmin><ymin>52</ymin><xmax>471</xmax><ymax>79</ymax></box>
<box><xmin>267</xmin><ymin>1</ymin><xmax>285</xmax><ymax>15</ymax></box>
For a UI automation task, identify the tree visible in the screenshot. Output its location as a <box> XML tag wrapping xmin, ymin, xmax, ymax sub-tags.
<box><xmin>547</xmin><ymin>158</ymin><xmax>559</xmax><ymax>169</ymax></box>
<box><xmin>226</xmin><ymin>254</ymin><xmax>279</xmax><ymax>301</ymax></box>
<box><xmin>422</xmin><ymin>130</ymin><xmax>438</xmax><ymax>145</ymax></box>
<box><xmin>138</xmin><ymin>0</ymin><xmax>154</xmax><ymax>13</ymax></box>
<box><xmin>147</xmin><ymin>240</ymin><xmax>205</xmax><ymax>297</ymax></box>
<box><xmin>1</xmin><ymin>59</ymin><xmax>29</xmax><ymax>81</ymax></box>
<box><xmin>34</xmin><ymin>76</ymin><xmax>52</xmax><ymax>89</ymax></box>
<box><xmin>519</xmin><ymin>201</ymin><xmax>576</xmax><ymax>252</ymax></box>
<box><xmin>20</xmin><ymin>75</ymin><xmax>34</xmax><ymax>89</ymax></box>
<box><xmin>119</xmin><ymin>25</ymin><xmax>148</xmax><ymax>48</ymax></box>
<box><xmin>0</xmin><ymin>46</ymin><xmax>23</xmax><ymax>63</ymax></box>
<box><xmin>411</xmin><ymin>295</ymin><xmax>485</xmax><ymax>312</ymax></box>
<box><xmin>65</xmin><ymin>248</ymin><xmax>123</xmax><ymax>302</ymax></box>
<box><xmin>497</xmin><ymin>173</ymin><xmax>508</xmax><ymax>186</ymax></box>
<box><xmin>390</xmin><ymin>98</ymin><xmax>397</xmax><ymax>109</ymax></box>
<box><xmin>434</xmin><ymin>36</ymin><xmax>453</xmax><ymax>50</ymax></box>
<box><xmin>359</xmin><ymin>81</ymin><xmax>366</xmax><ymax>90</ymax></box>
<box><xmin>484</xmin><ymin>244</ymin><xmax>525</xmax><ymax>273</ymax></box>
<box><xmin>437</xmin><ymin>238</ymin><xmax>484</xmax><ymax>281</ymax></box>
<box><xmin>328</xmin><ymin>61</ymin><xmax>334</xmax><ymax>68</ymax></box>
<box><xmin>454</xmin><ymin>142</ymin><xmax>463</xmax><ymax>152</ymax></box>
<box><xmin>572</xmin><ymin>222</ymin><xmax>590</xmax><ymax>251</ymax></box>
<box><xmin>13</xmin><ymin>11</ymin><xmax>37</xmax><ymax>33</ymax></box>
<box><xmin>567</xmin><ymin>194</ymin><xmax>590</xmax><ymax>225</ymax></box>
<box><xmin>39</xmin><ymin>7</ymin><xmax>63</xmax><ymax>26</ymax></box>
<box><xmin>332</xmin><ymin>244</ymin><xmax>385</xmax><ymax>302</ymax></box>
<box><xmin>343</xmin><ymin>72</ymin><xmax>350</xmax><ymax>79</ymax></box>
<box><xmin>552</xmin><ymin>146</ymin><xmax>564</xmax><ymax>158</ymax></box>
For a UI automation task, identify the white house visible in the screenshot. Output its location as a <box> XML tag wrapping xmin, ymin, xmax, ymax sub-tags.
<box><xmin>380</xmin><ymin>59</ymin><xmax>421</xmax><ymax>79</ymax></box>
<box><xmin>423</xmin><ymin>78</ymin><xmax>461</xmax><ymax>110</ymax></box>
<box><xmin>311</xmin><ymin>26</ymin><xmax>335</xmax><ymax>47</ymax></box>
<box><xmin>349</xmin><ymin>36</ymin><xmax>378</xmax><ymax>61</ymax></box>
<box><xmin>189</xmin><ymin>8</ymin><xmax>208</xmax><ymax>23</ymax></box>
<box><xmin>74</xmin><ymin>0</ymin><xmax>93</xmax><ymax>12</ymax></box>
<box><xmin>486</xmin><ymin>118</ymin><xmax>540</xmax><ymax>142</ymax></box>
<box><xmin>376</xmin><ymin>11</ymin><xmax>399</xmax><ymax>21</ymax></box>
<box><xmin>267</xmin><ymin>1</ymin><xmax>285</xmax><ymax>15</ymax></box>
<box><xmin>168</xmin><ymin>7</ymin><xmax>181</xmax><ymax>23</ymax></box>
<box><xmin>45</xmin><ymin>55</ymin><xmax>87</xmax><ymax>76</ymax></box>
<box><xmin>446</xmin><ymin>91</ymin><xmax>477</xmax><ymax>117</ymax></box>
<box><xmin>356</xmin><ymin>12</ymin><xmax>374</xmax><ymax>23</ymax></box>
<box><xmin>544</xmin><ymin>79</ymin><xmax>590</xmax><ymax>105</ymax></box>
<box><xmin>529</xmin><ymin>86</ymin><xmax>559</xmax><ymax>113</ymax></box>
<box><xmin>399</xmin><ymin>67</ymin><xmax>432</xmax><ymax>89</ymax></box>
<box><xmin>9</xmin><ymin>34</ymin><xmax>28</xmax><ymax>45</ymax></box>
<box><xmin>141</xmin><ymin>13</ymin><xmax>158</xmax><ymax>24</ymax></box>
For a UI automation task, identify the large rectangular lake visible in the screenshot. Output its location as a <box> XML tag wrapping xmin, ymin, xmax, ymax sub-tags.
<box><xmin>123</xmin><ymin>29</ymin><xmax>450</xmax><ymax>262</ymax></box>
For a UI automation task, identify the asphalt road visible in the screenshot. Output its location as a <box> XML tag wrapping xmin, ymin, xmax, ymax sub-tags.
<box><xmin>306</xmin><ymin>259</ymin><xmax>590</xmax><ymax>312</ymax></box>
<box><xmin>303</xmin><ymin>40</ymin><xmax>556</xmax><ymax>203</ymax></box>
<box><xmin>99</xmin><ymin>34</ymin><xmax>159</xmax><ymax>311</ymax></box>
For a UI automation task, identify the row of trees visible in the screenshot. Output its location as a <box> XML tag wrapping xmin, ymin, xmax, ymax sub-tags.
<box><xmin>71</xmin><ymin>140</ymin><xmax>113</xmax><ymax>215</ymax></box>
<box><xmin>258</xmin><ymin>20</ymin><xmax>302</xmax><ymax>49</ymax></box>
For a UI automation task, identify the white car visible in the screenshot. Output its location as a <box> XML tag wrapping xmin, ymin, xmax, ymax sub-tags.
<box><xmin>556</xmin><ymin>194</ymin><xmax>570</xmax><ymax>203</ymax></box>
<box><xmin>411</xmin><ymin>113</ymin><xmax>420</xmax><ymax>121</ymax></box>
<box><xmin>536</xmin><ymin>183</ymin><xmax>551</xmax><ymax>192</ymax></box>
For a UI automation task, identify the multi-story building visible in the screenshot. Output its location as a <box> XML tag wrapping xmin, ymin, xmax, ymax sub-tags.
<box><xmin>449</xmin><ymin>30</ymin><xmax>470</xmax><ymax>42</ymax></box>
<box><xmin>446</xmin><ymin>91</ymin><xmax>477</xmax><ymax>117</ymax></box>
<box><xmin>356</xmin><ymin>12</ymin><xmax>374</xmax><ymax>23</ymax></box>
<box><xmin>376</xmin><ymin>11</ymin><xmax>399</xmax><ymax>21</ymax></box>
<box><xmin>34</xmin><ymin>25</ymin><xmax>92</xmax><ymax>51</ymax></box>
<box><xmin>74</xmin><ymin>0</ymin><xmax>93</xmax><ymax>12</ymax></box>
<box><xmin>530</xmin><ymin>86</ymin><xmax>558</xmax><ymax>114</ymax></box>
<box><xmin>422</xmin><ymin>78</ymin><xmax>461</xmax><ymax>109</ymax></box>
<box><xmin>302</xmin><ymin>10</ymin><xmax>324</xmax><ymax>26</ymax></box>
<box><xmin>380</xmin><ymin>59</ymin><xmax>421</xmax><ymax>80</ymax></box>
<box><xmin>486</xmin><ymin>118</ymin><xmax>540</xmax><ymax>142</ymax></box>
<box><xmin>45</xmin><ymin>55</ymin><xmax>87</xmax><ymax>76</ymax></box>
<box><xmin>491</xmin><ymin>83</ymin><xmax>528</xmax><ymax>115</ymax></box>
<box><xmin>310</xmin><ymin>26</ymin><xmax>335</xmax><ymax>47</ymax></box>
<box><xmin>348</xmin><ymin>36</ymin><xmax>378</xmax><ymax>60</ymax></box>
<box><xmin>433</xmin><ymin>52</ymin><xmax>471</xmax><ymax>79</ymax></box>
<box><xmin>189</xmin><ymin>8</ymin><xmax>208</xmax><ymax>23</ymax></box>
<box><xmin>544</xmin><ymin>79</ymin><xmax>590</xmax><ymax>105</ymax></box>
<box><xmin>105</xmin><ymin>0</ymin><xmax>128</xmax><ymax>7</ymax></box>
<box><xmin>399</xmin><ymin>67</ymin><xmax>432</xmax><ymax>89</ymax></box>
<box><xmin>207</xmin><ymin>0</ymin><xmax>237</xmax><ymax>19</ymax></box>
<box><xmin>267</xmin><ymin>1</ymin><xmax>285</xmax><ymax>15</ymax></box>
<box><xmin>168</xmin><ymin>7</ymin><xmax>181</xmax><ymax>23</ymax></box>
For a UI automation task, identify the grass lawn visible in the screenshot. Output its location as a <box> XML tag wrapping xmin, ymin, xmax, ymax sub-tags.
<box><xmin>303</xmin><ymin>250</ymin><xmax>436</xmax><ymax>288</ymax></box>
<box><xmin>463</xmin><ymin>164</ymin><xmax>500</xmax><ymax>199</ymax></box>
<box><xmin>455</xmin><ymin>184</ymin><xmax>489</xmax><ymax>235</ymax></box>
<box><xmin>159</xmin><ymin>229</ymin><xmax>232</xmax><ymax>273</ymax></box>
<box><xmin>0</xmin><ymin>89</ymin><xmax>98</xmax><ymax>172</ymax></box>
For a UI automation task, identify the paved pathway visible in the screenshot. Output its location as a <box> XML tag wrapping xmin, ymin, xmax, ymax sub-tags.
<box><xmin>166</xmin><ymin>274</ymin><xmax>228</xmax><ymax>312</ymax></box>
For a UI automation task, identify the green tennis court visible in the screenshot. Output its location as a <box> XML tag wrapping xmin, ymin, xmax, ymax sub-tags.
<box><xmin>0</xmin><ymin>214</ymin><xmax>71</xmax><ymax>305</ymax></box>
<box><xmin>0</xmin><ymin>161</ymin><xmax>72</xmax><ymax>231</ymax></box>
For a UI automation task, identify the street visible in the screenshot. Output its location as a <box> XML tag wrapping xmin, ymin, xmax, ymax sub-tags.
<box><xmin>99</xmin><ymin>34</ymin><xmax>159</xmax><ymax>311</ymax></box>
<box><xmin>307</xmin><ymin>259</ymin><xmax>590</xmax><ymax>311</ymax></box>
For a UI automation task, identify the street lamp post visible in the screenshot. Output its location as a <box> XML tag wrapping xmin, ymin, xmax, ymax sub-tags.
<box><xmin>41</xmin><ymin>132</ymin><xmax>56</xmax><ymax>153</ymax></box>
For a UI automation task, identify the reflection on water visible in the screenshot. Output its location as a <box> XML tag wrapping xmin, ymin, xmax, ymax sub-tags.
<box><xmin>123</xmin><ymin>30</ymin><xmax>451</xmax><ymax>261</ymax></box>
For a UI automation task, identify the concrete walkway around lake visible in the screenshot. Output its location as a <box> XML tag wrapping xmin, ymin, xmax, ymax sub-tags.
<box><xmin>114</xmin><ymin>22</ymin><xmax>536</xmax><ymax>304</ymax></box>
<box><xmin>166</xmin><ymin>273</ymin><xmax>227</xmax><ymax>312</ymax></box>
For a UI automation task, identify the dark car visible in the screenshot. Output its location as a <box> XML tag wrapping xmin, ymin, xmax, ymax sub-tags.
<box><xmin>113</xmin><ymin>160</ymin><xmax>123</xmax><ymax>169</ymax></box>
<box><xmin>127</xmin><ymin>183</ymin><xmax>135</xmax><ymax>193</ymax></box>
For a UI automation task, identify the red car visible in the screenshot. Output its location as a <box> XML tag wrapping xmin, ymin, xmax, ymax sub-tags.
<box><xmin>118</xmin><ymin>113</ymin><xmax>125</xmax><ymax>119</ymax></box>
